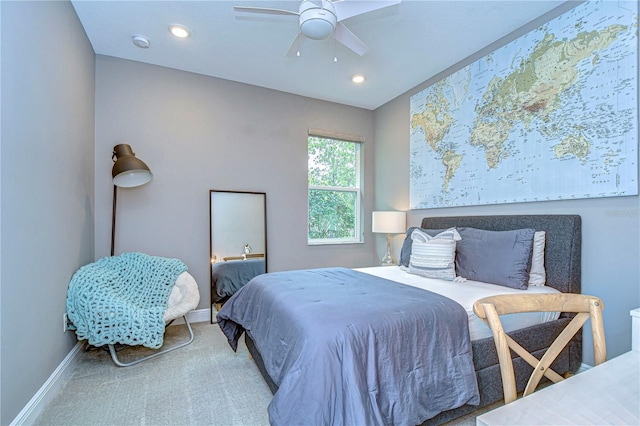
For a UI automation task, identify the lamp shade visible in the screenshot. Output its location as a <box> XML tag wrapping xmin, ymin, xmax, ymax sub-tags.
<box><xmin>372</xmin><ymin>211</ymin><xmax>406</xmax><ymax>234</ymax></box>
<box><xmin>112</xmin><ymin>144</ymin><xmax>152</xmax><ymax>188</ymax></box>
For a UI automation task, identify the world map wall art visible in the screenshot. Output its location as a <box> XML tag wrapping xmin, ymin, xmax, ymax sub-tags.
<box><xmin>409</xmin><ymin>0</ymin><xmax>638</xmax><ymax>209</ymax></box>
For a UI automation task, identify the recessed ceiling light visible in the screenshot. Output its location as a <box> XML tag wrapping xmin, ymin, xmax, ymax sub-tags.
<box><xmin>132</xmin><ymin>35</ymin><xmax>150</xmax><ymax>48</ymax></box>
<box><xmin>169</xmin><ymin>24</ymin><xmax>191</xmax><ymax>38</ymax></box>
<box><xmin>351</xmin><ymin>74</ymin><xmax>365</xmax><ymax>84</ymax></box>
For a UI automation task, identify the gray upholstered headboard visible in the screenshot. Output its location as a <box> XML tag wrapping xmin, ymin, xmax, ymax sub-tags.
<box><xmin>420</xmin><ymin>215</ymin><xmax>581</xmax><ymax>294</ymax></box>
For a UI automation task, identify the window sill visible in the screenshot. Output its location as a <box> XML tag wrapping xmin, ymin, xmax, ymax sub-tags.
<box><xmin>308</xmin><ymin>239</ymin><xmax>364</xmax><ymax>246</ymax></box>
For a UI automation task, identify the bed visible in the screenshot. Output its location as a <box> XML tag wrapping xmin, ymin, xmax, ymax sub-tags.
<box><xmin>210</xmin><ymin>257</ymin><xmax>265</xmax><ymax>323</ymax></box>
<box><xmin>217</xmin><ymin>214</ymin><xmax>582</xmax><ymax>425</ymax></box>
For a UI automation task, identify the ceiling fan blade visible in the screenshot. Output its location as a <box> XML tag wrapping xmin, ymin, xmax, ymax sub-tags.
<box><xmin>286</xmin><ymin>33</ymin><xmax>308</xmax><ymax>57</ymax></box>
<box><xmin>333</xmin><ymin>0</ymin><xmax>400</xmax><ymax>22</ymax></box>
<box><xmin>233</xmin><ymin>6</ymin><xmax>299</xmax><ymax>17</ymax></box>
<box><xmin>333</xmin><ymin>22</ymin><xmax>368</xmax><ymax>56</ymax></box>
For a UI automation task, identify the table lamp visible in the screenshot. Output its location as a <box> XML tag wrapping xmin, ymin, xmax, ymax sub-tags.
<box><xmin>372</xmin><ymin>211</ymin><xmax>406</xmax><ymax>266</ymax></box>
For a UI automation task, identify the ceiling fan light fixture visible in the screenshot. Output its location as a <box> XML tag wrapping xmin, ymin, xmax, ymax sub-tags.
<box><xmin>299</xmin><ymin>0</ymin><xmax>337</xmax><ymax>40</ymax></box>
<box><xmin>300</xmin><ymin>17</ymin><xmax>336</xmax><ymax>40</ymax></box>
<box><xmin>169</xmin><ymin>24</ymin><xmax>191</xmax><ymax>38</ymax></box>
<box><xmin>234</xmin><ymin>0</ymin><xmax>398</xmax><ymax>56</ymax></box>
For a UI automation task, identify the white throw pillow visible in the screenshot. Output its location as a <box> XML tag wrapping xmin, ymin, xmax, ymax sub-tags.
<box><xmin>408</xmin><ymin>228</ymin><xmax>461</xmax><ymax>281</ymax></box>
<box><xmin>529</xmin><ymin>231</ymin><xmax>546</xmax><ymax>286</ymax></box>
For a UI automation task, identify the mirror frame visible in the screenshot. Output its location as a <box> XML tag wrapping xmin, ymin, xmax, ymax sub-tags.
<box><xmin>209</xmin><ymin>190</ymin><xmax>267</xmax><ymax>321</ymax></box>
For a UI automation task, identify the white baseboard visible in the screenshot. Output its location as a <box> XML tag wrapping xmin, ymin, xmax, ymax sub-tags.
<box><xmin>172</xmin><ymin>308</ymin><xmax>210</xmax><ymax>325</ymax></box>
<box><xmin>11</xmin><ymin>308</ymin><xmax>211</xmax><ymax>425</ymax></box>
<box><xmin>10</xmin><ymin>341</ymin><xmax>84</xmax><ymax>426</ymax></box>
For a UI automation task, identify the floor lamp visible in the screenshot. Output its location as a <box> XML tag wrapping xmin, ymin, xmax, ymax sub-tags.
<box><xmin>111</xmin><ymin>144</ymin><xmax>153</xmax><ymax>256</ymax></box>
<box><xmin>372</xmin><ymin>211</ymin><xmax>406</xmax><ymax>266</ymax></box>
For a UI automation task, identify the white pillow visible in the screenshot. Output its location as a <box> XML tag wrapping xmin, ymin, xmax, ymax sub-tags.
<box><xmin>408</xmin><ymin>228</ymin><xmax>461</xmax><ymax>281</ymax></box>
<box><xmin>529</xmin><ymin>231</ymin><xmax>546</xmax><ymax>286</ymax></box>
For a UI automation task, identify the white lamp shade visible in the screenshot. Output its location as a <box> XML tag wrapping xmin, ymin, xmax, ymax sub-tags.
<box><xmin>372</xmin><ymin>211</ymin><xmax>406</xmax><ymax>234</ymax></box>
<box><xmin>113</xmin><ymin>169</ymin><xmax>152</xmax><ymax>188</ymax></box>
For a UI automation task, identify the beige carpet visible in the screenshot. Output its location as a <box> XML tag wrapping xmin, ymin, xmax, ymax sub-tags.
<box><xmin>34</xmin><ymin>322</ymin><xmax>495</xmax><ymax>425</ymax></box>
<box><xmin>35</xmin><ymin>322</ymin><xmax>272</xmax><ymax>425</ymax></box>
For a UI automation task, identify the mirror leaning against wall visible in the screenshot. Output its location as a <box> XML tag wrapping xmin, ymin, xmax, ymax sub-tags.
<box><xmin>209</xmin><ymin>190</ymin><xmax>267</xmax><ymax>323</ymax></box>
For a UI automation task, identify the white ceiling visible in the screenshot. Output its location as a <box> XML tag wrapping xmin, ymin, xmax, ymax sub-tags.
<box><xmin>71</xmin><ymin>0</ymin><xmax>568</xmax><ymax>110</ymax></box>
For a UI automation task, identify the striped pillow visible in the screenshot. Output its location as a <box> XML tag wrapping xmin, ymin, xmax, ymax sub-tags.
<box><xmin>528</xmin><ymin>231</ymin><xmax>546</xmax><ymax>286</ymax></box>
<box><xmin>408</xmin><ymin>228</ymin><xmax>461</xmax><ymax>281</ymax></box>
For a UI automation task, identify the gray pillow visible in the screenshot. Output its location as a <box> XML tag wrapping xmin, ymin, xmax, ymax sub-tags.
<box><xmin>399</xmin><ymin>227</ymin><xmax>444</xmax><ymax>267</ymax></box>
<box><xmin>456</xmin><ymin>227</ymin><xmax>535</xmax><ymax>290</ymax></box>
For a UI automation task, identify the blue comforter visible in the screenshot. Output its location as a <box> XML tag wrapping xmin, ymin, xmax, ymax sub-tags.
<box><xmin>217</xmin><ymin>267</ymin><xmax>479</xmax><ymax>425</ymax></box>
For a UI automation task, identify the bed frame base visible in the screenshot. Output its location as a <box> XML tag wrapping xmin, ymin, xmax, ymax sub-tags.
<box><xmin>107</xmin><ymin>315</ymin><xmax>194</xmax><ymax>367</ymax></box>
<box><xmin>245</xmin><ymin>333</ymin><xmax>278</xmax><ymax>393</ymax></box>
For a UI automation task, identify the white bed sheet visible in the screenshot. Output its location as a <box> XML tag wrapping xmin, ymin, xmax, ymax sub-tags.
<box><xmin>355</xmin><ymin>266</ymin><xmax>560</xmax><ymax>341</ymax></box>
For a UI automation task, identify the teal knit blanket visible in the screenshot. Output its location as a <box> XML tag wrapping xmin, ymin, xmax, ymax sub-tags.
<box><xmin>66</xmin><ymin>252</ymin><xmax>188</xmax><ymax>349</ymax></box>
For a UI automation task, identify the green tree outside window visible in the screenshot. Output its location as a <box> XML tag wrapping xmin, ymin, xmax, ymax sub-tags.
<box><xmin>308</xmin><ymin>136</ymin><xmax>362</xmax><ymax>244</ymax></box>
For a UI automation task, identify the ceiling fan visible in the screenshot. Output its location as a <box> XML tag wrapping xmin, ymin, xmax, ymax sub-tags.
<box><xmin>234</xmin><ymin>0</ymin><xmax>400</xmax><ymax>57</ymax></box>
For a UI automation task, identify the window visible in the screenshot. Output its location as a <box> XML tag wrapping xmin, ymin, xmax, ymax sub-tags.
<box><xmin>308</xmin><ymin>132</ymin><xmax>363</xmax><ymax>245</ymax></box>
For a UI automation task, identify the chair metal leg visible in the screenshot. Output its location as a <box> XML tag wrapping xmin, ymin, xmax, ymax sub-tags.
<box><xmin>108</xmin><ymin>315</ymin><xmax>195</xmax><ymax>367</ymax></box>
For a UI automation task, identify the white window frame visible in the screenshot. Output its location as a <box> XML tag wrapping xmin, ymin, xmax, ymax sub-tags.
<box><xmin>307</xmin><ymin>130</ymin><xmax>364</xmax><ymax>246</ymax></box>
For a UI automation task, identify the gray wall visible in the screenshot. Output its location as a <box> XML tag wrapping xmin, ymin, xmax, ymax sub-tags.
<box><xmin>94</xmin><ymin>56</ymin><xmax>378</xmax><ymax>311</ymax></box>
<box><xmin>2</xmin><ymin>0</ymin><xmax>637</xmax><ymax>422</ymax></box>
<box><xmin>0</xmin><ymin>1</ymin><xmax>96</xmax><ymax>423</ymax></box>
<box><xmin>373</xmin><ymin>2</ymin><xmax>640</xmax><ymax>365</ymax></box>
